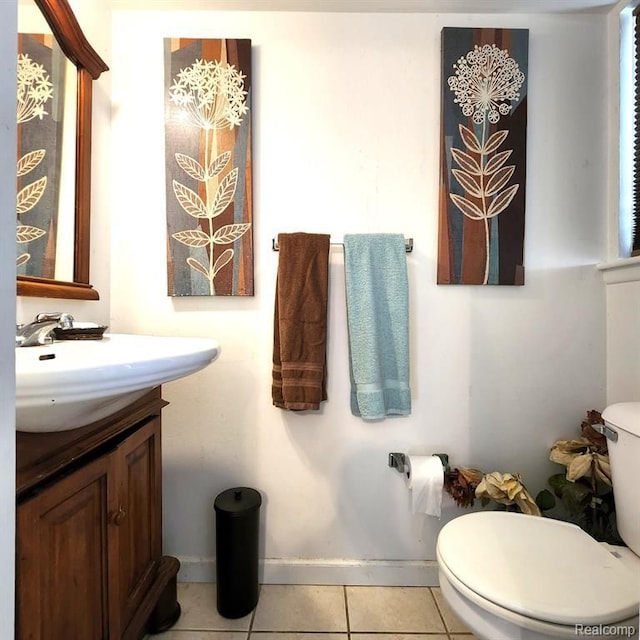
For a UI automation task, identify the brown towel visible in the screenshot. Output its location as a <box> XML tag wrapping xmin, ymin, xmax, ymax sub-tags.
<box><xmin>272</xmin><ymin>233</ymin><xmax>330</xmax><ymax>411</ymax></box>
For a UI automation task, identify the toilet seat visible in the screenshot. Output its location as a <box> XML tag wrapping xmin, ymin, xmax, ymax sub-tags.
<box><xmin>437</xmin><ymin>512</ymin><xmax>639</xmax><ymax>627</ymax></box>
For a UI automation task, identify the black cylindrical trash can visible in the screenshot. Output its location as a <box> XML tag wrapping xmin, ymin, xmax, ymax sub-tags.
<box><xmin>214</xmin><ymin>487</ymin><xmax>262</xmax><ymax>618</ymax></box>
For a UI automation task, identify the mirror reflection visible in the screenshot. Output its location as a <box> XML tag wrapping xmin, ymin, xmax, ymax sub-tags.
<box><xmin>16</xmin><ymin>0</ymin><xmax>108</xmax><ymax>300</ymax></box>
<box><xmin>16</xmin><ymin>3</ymin><xmax>77</xmax><ymax>282</ymax></box>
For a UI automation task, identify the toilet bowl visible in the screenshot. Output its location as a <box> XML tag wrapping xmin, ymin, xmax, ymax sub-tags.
<box><xmin>437</xmin><ymin>511</ymin><xmax>639</xmax><ymax>640</ymax></box>
<box><xmin>436</xmin><ymin>402</ymin><xmax>640</xmax><ymax>640</ymax></box>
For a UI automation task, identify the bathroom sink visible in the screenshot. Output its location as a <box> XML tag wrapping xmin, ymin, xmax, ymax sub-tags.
<box><xmin>16</xmin><ymin>333</ymin><xmax>220</xmax><ymax>432</ymax></box>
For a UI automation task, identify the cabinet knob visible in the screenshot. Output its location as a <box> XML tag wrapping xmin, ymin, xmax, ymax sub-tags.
<box><xmin>111</xmin><ymin>506</ymin><xmax>126</xmax><ymax>526</ymax></box>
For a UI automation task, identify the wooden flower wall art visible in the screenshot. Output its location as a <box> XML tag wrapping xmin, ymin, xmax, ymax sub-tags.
<box><xmin>164</xmin><ymin>39</ymin><xmax>253</xmax><ymax>296</ymax></box>
<box><xmin>437</xmin><ymin>28</ymin><xmax>529</xmax><ymax>285</ymax></box>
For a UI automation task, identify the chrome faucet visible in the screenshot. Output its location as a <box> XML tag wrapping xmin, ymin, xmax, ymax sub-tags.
<box><xmin>16</xmin><ymin>312</ymin><xmax>74</xmax><ymax>347</ymax></box>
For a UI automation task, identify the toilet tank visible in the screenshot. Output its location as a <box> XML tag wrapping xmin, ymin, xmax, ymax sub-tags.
<box><xmin>602</xmin><ymin>402</ymin><xmax>640</xmax><ymax>556</ymax></box>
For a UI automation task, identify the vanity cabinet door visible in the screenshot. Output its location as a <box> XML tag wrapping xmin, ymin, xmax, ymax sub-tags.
<box><xmin>111</xmin><ymin>417</ymin><xmax>162</xmax><ymax>638</ymax></box>
<box><xmin>16</xmin><ymin>453</ymin><xmax>117</xmax><ymax>640</ymax></box>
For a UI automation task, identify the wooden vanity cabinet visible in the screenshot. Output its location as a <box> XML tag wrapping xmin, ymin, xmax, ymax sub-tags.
<box><xmin>16</xmin><ymin>388</ymin><xmax>180</xmax><ymax>640</ymax></box>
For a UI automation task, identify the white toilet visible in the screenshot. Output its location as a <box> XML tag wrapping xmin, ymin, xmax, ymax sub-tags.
<box><xmin>436</xmin><ymin>402</ymin><xmax>640</xmax><ymax>640</ymax></box>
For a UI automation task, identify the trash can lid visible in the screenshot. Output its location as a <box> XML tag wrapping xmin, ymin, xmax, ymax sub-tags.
<box><xmin>214</xmin><ymin>487</ymin><xmax>262</xmax><ymax>516</ymax></box>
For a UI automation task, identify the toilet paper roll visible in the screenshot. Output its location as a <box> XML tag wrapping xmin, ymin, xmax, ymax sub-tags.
<box><xmin>405</xmin><ymin>455</ymin><xmax>444</xmax><ymax>517</ymax></box>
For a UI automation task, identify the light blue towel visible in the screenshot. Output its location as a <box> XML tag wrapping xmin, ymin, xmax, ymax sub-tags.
<box><xmin>343</xmin><ymin>234</ymin><xmax>411</xmax><ymax>420</ymax></box>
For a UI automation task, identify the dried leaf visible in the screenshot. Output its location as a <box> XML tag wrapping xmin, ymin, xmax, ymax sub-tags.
<box><xmin>514</xmin><ymin>491</ymin><xmax>542</xmax><ymax>517</ymax></box>
<box><xmin>566</xmin><ymin>453</ymin><xmax>593</xmax><ymax>482</ymax></box>
<box><xmin>550</xmin><ymin>438</ymin><xmax>591</xmax><ymax>467</ymax></box>
<box><xmin>594</xmin><ymin>454</ymin><xmax>612</xmax><ymax>486</ymax></box>
<box><xmin>458</xmin><ymin>468</ymin><xmax>484</xmax><ymax>485</ymax></box>
<box><xmin>476</xmin><ymin>472</ymin><xmax>541</xmax><ymax>516</ymax></box>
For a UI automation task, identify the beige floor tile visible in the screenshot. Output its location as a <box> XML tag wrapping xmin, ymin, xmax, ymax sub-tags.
<box><xmin>431</xmin><ymin>587</ymin><xmax>472</xmax><ymax>634</ymax></box>
<box><xmin>451</xmin><ymin>635</ymin><xmax>479</xmax><ymax>640</ymax></box>
<box><xmin>171</xmin><ymin>583</ymin><xmax>253</xmax><ymax>631</ymax></box>
<box><xmin>152</xmin><ymin>633</ymin><xmax>247</xmax><ymax>640</ymax></box>
<box><xmin>346</xmin><ymin>586</ymin><xmax>446</xmax><ymax>633</ymax></box>
<box><xmin>351</xmin><ymin>635</ymin><xmax>448</xmax><ymax>640</ymax></box>
<box><xmin>252</xmin><ymin>585</ymin><xmax>347</xmax><ymax>632</ymax></box>
<box><xmin>251</xmin><ymin>634</ymin><xmax>347</xmax><ymax>640</ymax></box>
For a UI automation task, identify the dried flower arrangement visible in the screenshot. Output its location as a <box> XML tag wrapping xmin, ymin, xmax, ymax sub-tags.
<box><xmin>442</xmin><ymin>410</ymin><xmax>621</xmax><ymax>544</ymax></box>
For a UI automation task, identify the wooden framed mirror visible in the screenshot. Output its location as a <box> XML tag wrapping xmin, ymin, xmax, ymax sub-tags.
<box><xmin>16</xmin><ymin>0</ymin><xmax>108</xmax><ymax>300</ymax></box>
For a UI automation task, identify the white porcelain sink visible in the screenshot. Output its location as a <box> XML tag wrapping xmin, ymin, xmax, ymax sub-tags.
<box><xmin>16</xmin><ymin>333</ymin><xmax>221</xmax><ymax>432</ymax></box>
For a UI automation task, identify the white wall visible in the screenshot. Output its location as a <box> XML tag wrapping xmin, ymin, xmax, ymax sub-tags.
<box><xmin>0</xmin><ymin>0</ymin><xmax>17</xmax><ymax>634</ymax></box>
<box><xmin>605</xmin><ymin>281</ymin><xmax>640</xmax><ymax>402</ymax></box>
<box><xmin>110</xmin><ymin>9</ymin><xmax>608</xmax><ymax>584</ymax></box>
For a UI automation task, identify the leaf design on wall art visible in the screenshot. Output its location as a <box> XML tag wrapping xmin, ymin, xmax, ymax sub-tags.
<box><xmin>16</xmin><ymin>253</ymin><xmax>30</xmax><ymax>266</ymax></box>
<box><xmin>487</xmin><ymin>184</ymin><xmax>519</xmax><ymax>218</ymax></box>
<box><xmin>450</xmin><ymin>194</ymin><xmax>484</xmax><ymax>220</ymax></box>
<box><xmin>212</xmin><ymin>223</ymin><xmax>251</xmax><ymax>244</ymax></box>
<box><xmin>173</xmin><ymin>180</ymin><xmax>208</xmax><ymax>218</ymax></box>
<box><xmin>175</xmin><ymin>153</ymin><xmax>207</xmax><ymax>182</ymax></box>
<box><xmin>209</xmin><ymin>168</ymin><xmax>238</xmax><ymax>218</ymax></box>
<box><xmin>452</xmin><ymin>169</ymin><xmax>483</xmax><ymax>198</ymax></box>
<box><xmin>186</xmin><ymin>257</ymin><xmax>209</xmax><ymax>277</ymax></box>
<box><xmin>458</xmin><ymin>125</ymin><xmax>482</xmax><ymax>153</ymax></box>
<box><xmin>184</xmin><ymin>249</ymin><xmax>235</xmax><ymax>280</ymax></box>
<box><xmin>17</xmin><ymin>224</ymin><xmax>46</xmax><ymax>243</ymax></box>
<box><xmin>213</xmin><ymin>248</ymin><xmax>234</xmax><ymax>277</ymax></box>
<box><xmin>484</xmin><ymin>149</ymin><xmax>512</xmax><ymax>174</ymax></box>
<box><xmin>451</xmin><ymin>148</ymin><xmax>481</xmax><ymax>175</ymax></box>
<box><xmin>17</xmin><ymin>149</ymin><xmax>45</xmax><ymax>177</ymax></box>
<box><xmin>208</xmin><ymin>151</ymin><xmax>231</xmax><ymax>179</ymax></box>
<box><xmin>172</xmin><ymin>229</ymin><xmax>211</xmax><ymax>247</ymax></box>
<box><xmin>483</xmin><ymin>129</ymin><xmax>509</xmax><ymax>155</ymax></box>
<box><xmin>17</xmin><ymin>176</ymin><xmax>47</xmax><ymax>214</ymax></box>
<box><xmin>450</xmin><ymin>122</ymin><xmax>519</xmax><ymax>283</ymax></box>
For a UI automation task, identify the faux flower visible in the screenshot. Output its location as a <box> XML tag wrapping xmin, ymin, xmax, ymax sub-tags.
<box><xmin>476</xmin><ymin>471</ymin><xmax>541</xmax><ymax>516</ymax></box>
<box><xmin>580</xmin><ymin>410</ymin><xmax>607</xmax><ymax>451</ymax></box>
<box><xmin>549</xmin><ymin>438</ymin><xmax>611</xmax><ymax>486</ymax></box>
<box><xmin>444</xmin><ymin>467</ymin><xmax>484</xmax><ymax>508</ymax></box>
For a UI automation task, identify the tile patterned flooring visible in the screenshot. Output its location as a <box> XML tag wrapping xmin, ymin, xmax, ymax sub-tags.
<box><xmin>151</xmin><ymin>583</ymin><xmax>478</xmax><ymax>640</ymax></box>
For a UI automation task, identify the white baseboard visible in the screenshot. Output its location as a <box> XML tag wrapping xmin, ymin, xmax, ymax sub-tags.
<box><xmin>177</xmin><ymin>556</ymin><xmax>440</xmax><ymax>587</ymax></box>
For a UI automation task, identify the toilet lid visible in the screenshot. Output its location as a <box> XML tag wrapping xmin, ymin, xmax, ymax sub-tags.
<box><xmin>437</xmin><ymin>511</ymin><xmax>639</xmax><ymax>626</ymax></box>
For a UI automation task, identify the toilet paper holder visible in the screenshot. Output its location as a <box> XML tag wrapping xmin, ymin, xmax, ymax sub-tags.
<box><xmin>388</xmin><ymin>452</ymin><xmax>409</xmax><ymax>474</ymax></box>
<box><xmin>388</xmin><ymin>452</ymin><xmax>450</xmax><ymax>474</ymax></box>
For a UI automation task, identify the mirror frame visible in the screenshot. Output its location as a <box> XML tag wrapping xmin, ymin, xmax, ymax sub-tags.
<box><xmin>17</xmin><ymin>0</ymin><xmax>108</xmax><ymax>300</ymax></box>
